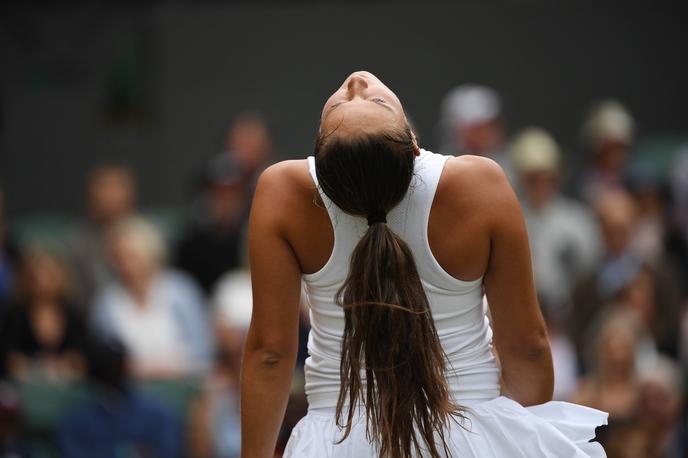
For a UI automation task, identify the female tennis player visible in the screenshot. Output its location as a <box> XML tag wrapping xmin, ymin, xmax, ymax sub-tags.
<box><xmin>241</xmin><ymin>71</ymin><xmax>607</xmax><ymax>457</ymax></box>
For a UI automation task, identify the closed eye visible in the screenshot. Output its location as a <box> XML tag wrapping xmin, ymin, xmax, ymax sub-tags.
<box><xmin>326</xmin><ymin>98</ymin><xmax>393</xmax><ymax>116</ymax></box>
<box><xmin>326</xmin><ymin>102</ymin><xmax>344</xmax><ymax>114</ymax></box>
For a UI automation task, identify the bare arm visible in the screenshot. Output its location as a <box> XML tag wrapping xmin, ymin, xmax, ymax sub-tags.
<box><xmin>482</xmin><ymin>161</ymin><xmax>554</xmax><ymax>406</ymax></box>
<box><xmin>241</xmin><ymin>164</ymin><xmax>303</xmax><ymax>458</ymax></box>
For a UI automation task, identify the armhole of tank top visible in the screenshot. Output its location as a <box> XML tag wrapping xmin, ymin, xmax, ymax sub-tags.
<box><xmin>303</xmin><ymin>156</ymin><xmax>337</xmax><ymax>282</ymax></box>
<box><xmin>423</xmin><ymin>154</ymin><xmax>484</xmax><ymax>288</ymax></box>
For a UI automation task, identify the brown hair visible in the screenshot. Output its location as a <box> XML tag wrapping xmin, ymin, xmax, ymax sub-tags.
<box><xmin>314</xmin><ymin>125</ymin><xmax>464</xmax><ymax>458</ymax></box>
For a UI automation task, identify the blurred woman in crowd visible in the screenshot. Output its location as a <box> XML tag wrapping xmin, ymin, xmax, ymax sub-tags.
<box><xmin>0</xmin><ymin>245</ymin><xmax>87</xmax><ymax>380</ymax></box>
<box><xmin>635</xmin><ymin>356</ymin><xmax>685</xmax><ymax>458</ymax></box>
<box><xmin>572</xmin><ymin>309</ymin><xmax>652</xmax><ymax>421</ymax></box>
<box><xmin>92</xmin><ymin>216</ymin><xmax>211</xmax><ymax>379</ymax></box>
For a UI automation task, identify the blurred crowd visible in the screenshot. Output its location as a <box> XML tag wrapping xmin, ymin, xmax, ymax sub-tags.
<box><xmin>0</xmin><ymin>90</ymin><xmax>687</xmax><ymax>457</ymax></box>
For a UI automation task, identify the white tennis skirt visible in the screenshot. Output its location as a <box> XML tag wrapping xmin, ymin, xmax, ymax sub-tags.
<box><xmin>284</xmin><ymin>396</ymin><xmax>607</xmax><ymax>457</ymax></box>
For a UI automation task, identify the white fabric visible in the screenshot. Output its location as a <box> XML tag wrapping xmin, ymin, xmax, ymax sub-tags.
<box><xmin>212</xmin><ymin>269</ymin><xmax>253</xmax><ymax>329</ymax></box>
<box><xmin>108</xmin><ymin>281</ymin><xmax>190</xmax><ymax>373</ymax></box>
<box><xmin>290</xmin><ymin>149</ymin><xmax>607</xmax><ymax>457</ymax></box>
<box><xmin>521</xmin><ymin>196</ymin><xmax>601</xmax><ymax>313</ymax></box>
<box><xmin>286</xmin><ymin>397</ymin><xmax>607</xmax><ymax>458</ymax></box>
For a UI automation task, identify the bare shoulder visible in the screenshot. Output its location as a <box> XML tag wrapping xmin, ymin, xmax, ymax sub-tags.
<box><xmin>442</xmin><ymin>154</ymin><xmax>510</xmax><ymax>192</ymax></box>
<box><xmin>254</xmin><ymin>160</ymin><xmax>314</xmax><ymax>204</ymax></box>
<box><xmin>256</xmin><ymin>159</ymin><xmax>311</xmax><ymax>192</ymax></box>
<box><xmin>436</xmin><ymin>154</ymin><xmax>515</xmax><ymax>212</ymax></box>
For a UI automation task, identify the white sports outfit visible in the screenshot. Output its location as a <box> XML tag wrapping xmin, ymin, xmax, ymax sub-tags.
<box><xmin>284</xmin><ymin>149</ymin><xmax>607</xmax><ymax>457</ymax></box>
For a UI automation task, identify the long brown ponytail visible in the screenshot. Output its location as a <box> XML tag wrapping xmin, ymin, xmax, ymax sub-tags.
<box><xmin>314</xmin><ymin>125</ymin><xmax>465</xmax><ymax>458</ymax></box>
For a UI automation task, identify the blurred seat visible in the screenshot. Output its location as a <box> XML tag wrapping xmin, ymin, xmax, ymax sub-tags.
<box><xmin>17</xmin><ymin>380</ymin><xmax>92</xmax><ymax>434</ymax></box>
<box><xmin>9</xmin><ymin>214</ymin><xmax>76</xmax><ymax>249</ymax></box>
<box><xmin>137</xmin><ymin>377</ymin><xmax>203</xmax><ymax>418</ymax></box>
<box><xmin>13</xmin><ymin>377</ymin><xmax>201</xmax><ymax>457</ymax></box>
<box><xmin>632</xmin><ymin>134</ymin><xmax>688</xmax><ymax>178</ymax></box>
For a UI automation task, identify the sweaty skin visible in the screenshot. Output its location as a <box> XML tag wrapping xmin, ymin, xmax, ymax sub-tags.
<box><xmin>240</xmin><ymin>71</ymin><xmax>553</xmax><ymax>458</ymax></box>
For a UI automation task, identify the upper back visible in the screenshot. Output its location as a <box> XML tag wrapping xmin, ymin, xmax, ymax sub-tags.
<box><xmin>275</xmin><ymin>149</ymin><xmax>502</xmax><ymax>284</ymax></box>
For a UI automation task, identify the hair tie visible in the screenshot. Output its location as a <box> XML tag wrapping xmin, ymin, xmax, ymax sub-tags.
<box><xmin>366</xmin><ymin>210</ymin><xmax>387</xmax><ymax>226</ymax></box>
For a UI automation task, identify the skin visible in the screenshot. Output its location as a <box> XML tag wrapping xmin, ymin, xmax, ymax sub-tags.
<box><xmin>87</xmin><ymin>167</ymin><xmax>136</xmax><ymax>226</ymax></box>
<box><xmin>241</xmin><ymin>71</ymin><xmax>553</xmax><ymax>458</ymax></box>
<box><xmin>226</xmin><ymin>118</ymin><xmax>274</xmax><ymax>176</ymax></box>
<box><xmin>108</xmin><ymin>236</ymin><xmax>158</xmax><ymax>305</ymax></box>
<box><xmin>520</xmin><ymin>169</ymin><xmax>559</xmax><ymax>211</ymax></box>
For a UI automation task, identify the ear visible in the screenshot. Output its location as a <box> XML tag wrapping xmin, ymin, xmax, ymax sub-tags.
<box><xmin>411</xmin><ymin>132</ymin><xmax>421</xmax><ymax>156</ymax></box>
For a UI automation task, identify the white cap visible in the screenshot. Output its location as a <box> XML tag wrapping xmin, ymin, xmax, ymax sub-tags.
<box><xmin>510</xmin><ymin>127</ymin><xmax>561</xmax><ymax>174</ymax></box>
<box><xmin>582</xmin><ymin>99</ymin><xmax>635</xmax><ymax>149</ymax></box>
<box><xmin>441</xmin><ymin>84</ymin><xmax>501</xmax><ymax>126</ymax></box>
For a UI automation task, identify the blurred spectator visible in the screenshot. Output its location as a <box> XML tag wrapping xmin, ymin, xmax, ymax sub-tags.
<box><xmin>510</xmin><ymin>127</ymin><xmax>601</xmax><ymax>319</ymax></box>
<box><xmin>187</xmin><ymin>291</ymin><xmax>245</xmax><ymax>458</ymax></box>
<box><xmin>437</xmin><ymin>85</ymin><xmax>512</xmax><ymax>182</ymax></box>
<box><xmin>577</xmin><ymin>100</ymin><xmax>635</xmax><ymax>203</ymax></box>
<box><xmin>572</xmin><ymin>309</ymin><xmax>651</xmax><ymax>422</ymax></box>
<box><xmin>212</xmin><ymin>269</ymin><xmax>310</xmax><ymax>369</ymax></box>
<box><xmin>0</xmin><ymin>382</ymin><xmax>29</xmax><ymax>457</ymax></box>
<box><xmin>92</xmin><ymin>217</ymin><xmax>211</xmax><ymax>379</ymax></box>
<box><xmin>175</xmin><ymin>154</ymin><xmax>249</xmax><ymax>294</ymax></box>
<box><xmin>224</xmin><ymin>113</ymin><xmax>274</xmax><ymax>188</ymax></box>
<box><xmin>211</xmin><ymin>269</ymin><xmax>253</xmax><ymax>355</ymax></box>
<box><xmin>0</xmin><ymin>245</ymin><xmax>87</xmax><ymax>381</ymax></box>
<box><xmin>540</xmin><ymin>301</ymin><xmax>579</xmax><ymax>401</ymax></box>
<box><xmin>193</xmin><ymin>265</ymin><xmax>308</xmax><ymax>457</ymax></box>
<box><xmin>626</xmin><ymin>165</ymin><xmax>668</xmax><ymax>264</ymax></box>
<box><xmin>570</xmin><ymin>189</ymin><xmax>682</xmax><ymax>361</ymax></box>
<box><xmin>667</xmin><ymin>147</ymin><xmax>688</xmax><ymax>295</ymax></box>
<box><xmin>64</xmin><ymin>165</ymin><xmax>137</xmax><ymax>313</ymax></box>
<box><xmin>670</xmin><ymin>147</ymin><xmax>688</xmax><ymax>237</ymax></box>
<box><xmin>59</xmin><ymin>335</ymin><xmax>182</xmax><ymax>458</ymax></box>
<box><xmin>681</xmin><ymin>308</ymin><xmax>688</xmax><ymax>371</ymax></box>
<box><xmin>0</xmin><ymin>186</ymin><xmax>18</xmax><ymax>308</ymax></box>
<box><xmin>175</xmin><ymin>113</ymin><xmax>274</xmax><ymax>294</ymax></box>
<box><xmin>635</xmin><ymin>356</ymin><xmax>685</xmax><ymax>458</ymax></box>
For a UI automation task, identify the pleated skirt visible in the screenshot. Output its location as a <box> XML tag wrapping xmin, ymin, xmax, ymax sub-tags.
<box><xmin>284</xmin><ymin>396</ymin><xmax>607</xmax><ymax>457</ymax></box>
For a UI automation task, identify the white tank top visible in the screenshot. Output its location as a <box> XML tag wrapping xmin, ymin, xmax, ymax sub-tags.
<box><xmin>303</xmin><ymin>149</ymin><xmax>501</xmax><ymax>409</ymax></box>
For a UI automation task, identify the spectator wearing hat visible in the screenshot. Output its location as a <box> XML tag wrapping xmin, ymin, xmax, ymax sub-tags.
<box><xmin>511</xmin><ymin>127</ymin><xmax>601</xmax><ymax>320</ymax></box>
<box><xmin>577</xmin><ymin>99</ymin><xmax>635</xmax><ymax>203</ymax></box>
<box><xmin>437</xmin><ymin>84</ymin><xmax>513</xmax><ymax>183</ymax></box>
<box><xmin>509</xmin><ymin>128</ymin><xmax>600</xmax><ymax>402</ymax></box>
